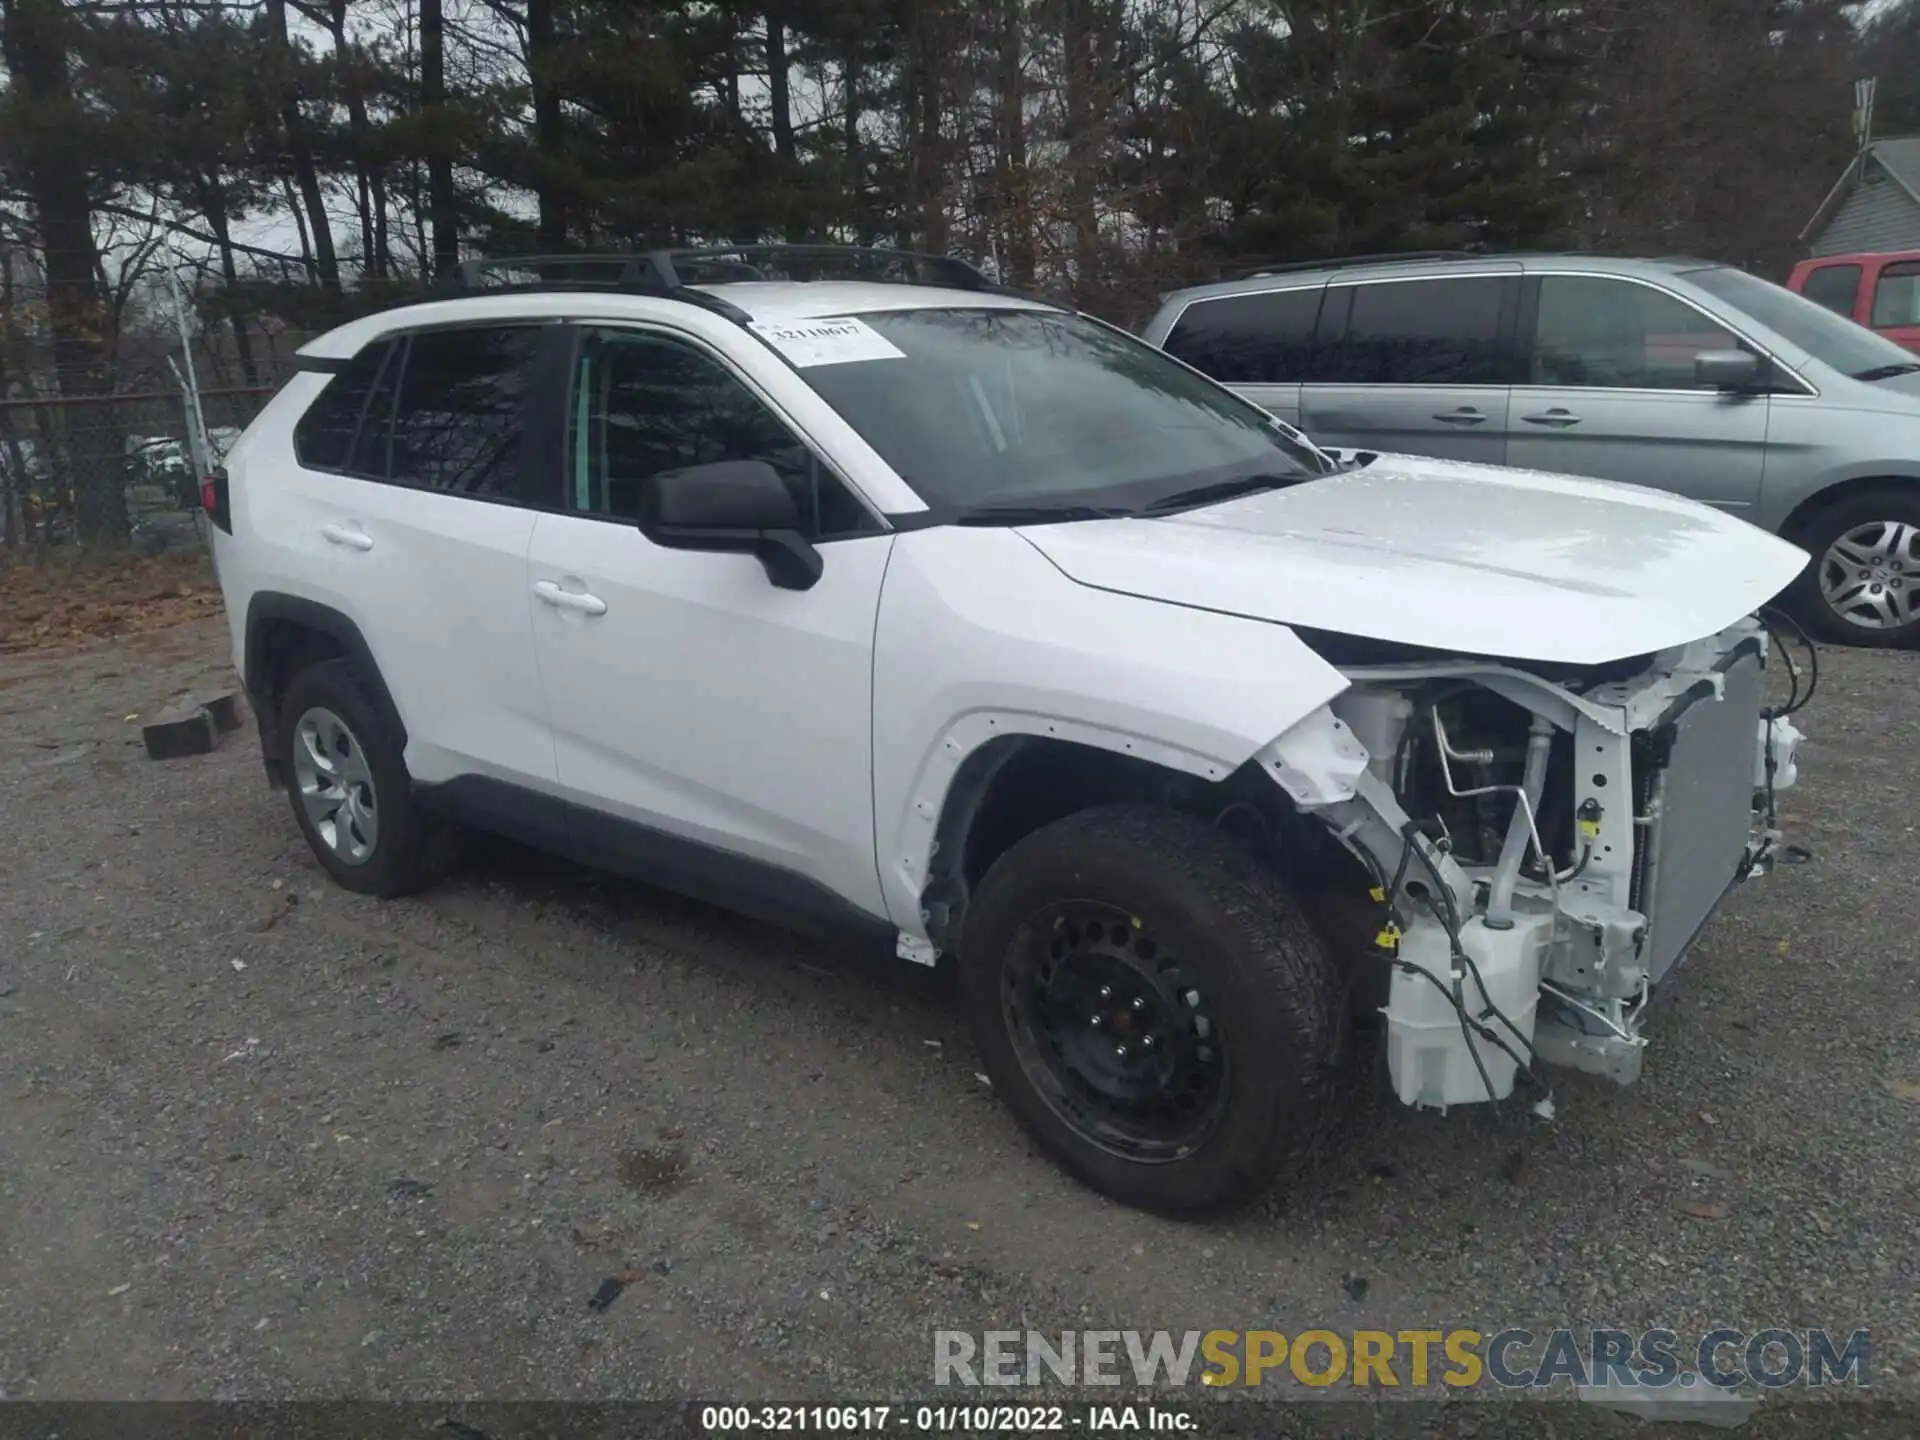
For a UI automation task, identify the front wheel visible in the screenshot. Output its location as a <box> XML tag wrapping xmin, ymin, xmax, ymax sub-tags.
<box><xmin>959</xmin><ymin>805</ymin><xmax>1347</xmax><ymax>1218</ymax></box>
<box><xmin>1791</xmin><ymin>489</ymin><xmax>1920</xmax><ymax>646</ymax></box>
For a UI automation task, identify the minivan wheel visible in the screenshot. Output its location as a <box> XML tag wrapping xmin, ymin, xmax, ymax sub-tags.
<box><xmin>279</xmin><ymin>659</ymin><xmax>460</xmax><ymax>897</ymax></box>
<box><xmin>1793</xmin><ymin>489</ymin><xmax>1920</xmax><ymax>646</ymax></box>
<box><xmin>959</xmin><ymin>805</ymin><xmax>1347</xmax><ymax>1218</ymax></box>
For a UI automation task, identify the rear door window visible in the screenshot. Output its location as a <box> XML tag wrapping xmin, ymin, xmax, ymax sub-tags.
<box><xmin>1318</xmin><ymin>277</ymin><xmax>1510</xmax><ymax>385</ymax></box>
<box><xmin>1162</xmin><ymin>287</ymin><xmax>1323</xmax><ymax>383</ymax></box>
<box><xmin>1870</xmin><ymin>263</ymin><xmax>1920</xmax><ymax>327</ymax></box>
<box><xmin>1800</xmin><ymin>263</ymin><xmax>1863</xmax><ymax>317</ymax></box>
<box><xmin>386</xmin><ymin>326</ymin><xmax>554</xmax><ymax>507</ymax></box>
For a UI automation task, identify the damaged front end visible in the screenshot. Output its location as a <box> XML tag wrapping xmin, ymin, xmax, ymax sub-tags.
<box><xmin>1259</xmin><ymin>616</ymin><xmax>1804</xmax><ymax>1110</ymax></box>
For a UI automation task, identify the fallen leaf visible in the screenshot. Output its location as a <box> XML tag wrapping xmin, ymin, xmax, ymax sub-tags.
<box><xmin>1681</xmin><ymin>1201</ymin><xmax>1730</xmax><ymax>1221</ymax></box>
<box><xmin>1810</xmin><ymin>1211</ymin><xmax>1834</xmax><ymax>1235</ymax></box>
<box><xmin>1884</xmin><ymin>1078</ymin><xmax>1920</xmax><ymax>1102</ymax></box>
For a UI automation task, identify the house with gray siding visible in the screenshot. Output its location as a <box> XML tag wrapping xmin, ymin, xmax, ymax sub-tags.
<box><xmin>1801</xmin><ymin>137</ymin><xmax>1920</xmax><ymax>256</ymax></box>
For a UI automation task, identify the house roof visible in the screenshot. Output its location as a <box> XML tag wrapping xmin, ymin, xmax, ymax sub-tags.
<box><xmin>1800</xmin><ymin>137</ymin><xmax>1920</xmax><ymax>241</ymax></box>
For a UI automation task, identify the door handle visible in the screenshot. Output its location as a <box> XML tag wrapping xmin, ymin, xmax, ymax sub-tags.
<box><xmin>1433</xmin><ymin>408</ymin><xmax>1487</xmax><ymax>426</ymax></box>
<box><xmin>1522</xmin><ymin>409</ymin><xmax>1582</xmax><ymax>428</ymax></box>
<box><xmin>533</xmin><ymin>579</ymin><xmax>608</xmax><ymax>616</ymax></box>
<box><xmin>319</xmin><ymin>522</ymin><xmax>374</xmax><ymax>551</ymax></box>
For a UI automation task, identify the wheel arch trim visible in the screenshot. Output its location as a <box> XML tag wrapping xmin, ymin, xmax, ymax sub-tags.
<box><xmin>243</xmin><ymin>592</ymin><xmax>408</xmax><ymax>784</ymax></box>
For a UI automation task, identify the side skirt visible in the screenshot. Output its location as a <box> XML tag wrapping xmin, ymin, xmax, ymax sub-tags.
<box><xmin>414</xmin><ymin>774</ymin><xmax>900</xmax><ymax>958</ymax></box>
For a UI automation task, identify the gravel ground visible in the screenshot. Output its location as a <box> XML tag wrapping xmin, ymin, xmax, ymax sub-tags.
<box><xmin>1</xmin><ymin>616</ymin><xmax>1915</xmax><ymax>1435</ymax></box>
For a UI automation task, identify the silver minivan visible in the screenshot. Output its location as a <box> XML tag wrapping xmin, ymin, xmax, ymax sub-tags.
<box><xmin>1142</xmin><ymin>253</ymin><xmax>1920</xmax><ymax>645</ymax></box>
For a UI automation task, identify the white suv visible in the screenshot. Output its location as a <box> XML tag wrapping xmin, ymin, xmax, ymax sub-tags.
<box><xmin>206</xmin><ymin>247</ymin><xmax>1810</xmax><ymax>1217</ymax></box>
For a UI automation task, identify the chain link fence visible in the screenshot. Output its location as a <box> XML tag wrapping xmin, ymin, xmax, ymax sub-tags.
<box><xmin>0</xmin><ymin>381</ymin><xmax>282</xmax><ymax>552</ymax></box>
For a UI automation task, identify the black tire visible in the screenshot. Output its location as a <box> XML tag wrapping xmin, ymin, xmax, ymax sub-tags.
<box><xmin>960</xmin><ymin>804</ymin><xmax>1347</xmax><ymax>1218</ymax></box>
<box><xmin>278</xmin><ymin>659</ymin><xmax>459</xmax><ymax>897</ymax></box>
<box><xmin>1788</xmin><ymin>487</ymin><xmax>1920</xmax><ymax>647</ymax></box>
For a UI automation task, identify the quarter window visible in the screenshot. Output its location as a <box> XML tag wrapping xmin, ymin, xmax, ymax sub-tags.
<box><xmin>387</xmin><ymin>326</ymin><xmax>549</xmax><ymax>505</ymax></box>
<box><xmin>1530</xmin><ymin>277</ymin><xmax>1741</xmax><ymax>390</ymax></box>
<box><xmin>1870</xmin><ymin>263</ymin><xmax>1920</xmax><ymax>328</ymax></box>
<box><xmin>1163</xmin><ymin>287</ymin><xmax>1323</xmax><ymax>384</ymax></box>
<box><xmin>1800</xmin><ymin>264</ymin><xmax>1862</xmax><ymax>317</ymax></box>
<box><xmin>1319</xmin><ymin>277</ymin><xmax>1509</xmax><ymax>385</ymax></box>
<box><xmin>572</xmin><ymin>329</ymin><xmax>877</xmax><ymax>539</ymax></box>
<box><xmin>292</xmin><ymin>341</ymin><xmax>395</xmax><ymax>474</ymax></box>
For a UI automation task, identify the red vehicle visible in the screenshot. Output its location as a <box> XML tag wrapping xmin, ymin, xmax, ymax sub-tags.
<box><xmin>1786</xmin><ymin>250</ymin><xmax>1920</xmax><ymax>355</ymax></box>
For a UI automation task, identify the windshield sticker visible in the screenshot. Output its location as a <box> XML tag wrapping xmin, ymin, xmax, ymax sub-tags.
<box><xmin>750</xmin><ymin>317</ymin><xmax>906</xmax><ymax>367</ymax></box>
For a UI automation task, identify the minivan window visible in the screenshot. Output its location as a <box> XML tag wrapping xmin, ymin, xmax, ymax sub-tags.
<box><xmin>1163</xmin><ymin>287</ymin><xmax>1322</xmax><ymax>384</ymax></box>
<box><xmin>1799</xmin><ymin>264</ymin><xmax>1862</xmax><ymax>316</ymax></box>
<box><xmin>387</xmin><ymin>326</ymin><xmax>551</xmax><ymax>505</ymax></box>
<box><xmin>293</xmin><ymin>341</ymin><xmax>395</xmax><ymax>474</ymax></box>
<box><xmin>1688</xmin><ymin>265</ymin><xmax>1919</xmax><ymax>378</ymax></box>
<box><xmin>1319</xmin><ymin>277</ymin><xmax>1508</xmax><ymax>385</ymax></box>
<box><xmin>1871</xmin><ymin>263</ymin><xmax>1920</xmax><ymax>328</ymax></box>
<box><xmin>1530</xmin><ymin>277</ymin><xmax>1740</xmax><ymax>390</ymax></box>
<box><xmin>791</xmin><ymin>308</ymin><xmax>1329</xmax><ymax>511</ymax></box>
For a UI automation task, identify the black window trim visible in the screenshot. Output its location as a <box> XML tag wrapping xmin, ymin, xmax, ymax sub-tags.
<box><xmin>1515</xmin><ymin>269</ymin><xmax>1817</xmax><ymax>399</ymax></box>
<box><xmin>560</xmin><ymin>318</ymin><xmax>891</xmax><ymax>541</ymax></box>
<box><xmin>1310</xmin><ymin>270</ymin><xmax>1523</xmax><ymax>389</ymax></box>
<box><xmin>295</xmin><ymin>319</ymin><xmax>578</xmax><ymax>513</ymax></box>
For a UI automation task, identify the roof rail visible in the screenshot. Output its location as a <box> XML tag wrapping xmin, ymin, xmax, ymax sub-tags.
<box><xmin>434</xmin><ymin>245</ymin><xmax>1037</xmax><ymax>318</ymax></box>
<box><xmin>1232</xmin><ymin>250</ymin><xmax>1483</xmax><ymax>280</ymax></box>
<box><xmin>434</xmin><ymin>253</ymin><xmax>758</xmax><ymax>324</ymax></box>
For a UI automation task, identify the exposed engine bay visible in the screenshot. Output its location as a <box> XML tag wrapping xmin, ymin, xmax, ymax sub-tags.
<box><xmin>1259</xmin><ymin>614</ymin><xmax>1809</xmax><ymax>1111</ymax></box>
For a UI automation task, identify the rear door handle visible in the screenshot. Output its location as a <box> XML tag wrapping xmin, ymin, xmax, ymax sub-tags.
<box><xmin>319</xmin><ymin>522</ymin><xmax>373</xmax><ymax>551</ymax></box>
<box><xmin>1433</xmin><ymin>408</ymin><xmax>1487</xmax><ymax>426</ymax></box>
<box><xmin>533</xmin><ymin>579</ymin><xmax>608</xmax><ymax>616</ymax></box>
<box><xmin>1522</xmin><ymin>409</ymin><xmax>1582</xmax><ymax>428</ymax></box>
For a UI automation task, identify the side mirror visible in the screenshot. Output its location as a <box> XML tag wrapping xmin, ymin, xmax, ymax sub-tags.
<box><xmin>1695</xmin><ymin>349</ymin><xmax>1761</xmax><ymax>392</ymax></box>
<box><xmin>639</xmin><ymin>460</ymin><xmax>823</xmax><ymax>591</ymax></box>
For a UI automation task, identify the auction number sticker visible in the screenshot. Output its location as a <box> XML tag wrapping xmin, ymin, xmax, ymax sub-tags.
<box><xmin>749</xmin><ymin>317</ymin><xmax>906</xmax><ymax>367</ymax></box>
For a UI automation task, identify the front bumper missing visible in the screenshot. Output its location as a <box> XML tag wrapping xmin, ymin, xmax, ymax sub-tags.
<box><xmin>1263</xmin><ymin>618</ymin><xmax>1796</xmax><ymax>1105</ymax></box>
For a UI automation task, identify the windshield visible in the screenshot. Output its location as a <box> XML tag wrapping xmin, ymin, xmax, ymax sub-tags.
<box><xmin>1687</xmin><ymin>266</ymin><xmax>1920</xmax><ymax>378</ymax></box>
<box><xmin>783</xmin><ymin>308</ymin><xmax>1331</xmax><ymax>511</ymax></box>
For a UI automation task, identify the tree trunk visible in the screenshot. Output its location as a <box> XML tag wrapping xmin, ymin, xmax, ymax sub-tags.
<box><xmin>998</xmin><ymin>0</ymin><xmax>1034</xmax><ymax>286</ymax></box>
<box><xmin>907</xmin><ymin>10</ymin><xmax>946</xmax><ymax>251</ymax></box>
<box><xmin>1</xmin><ymin>0</ymin><xmax>126</xmax><ymax>544</ymax></box>
<box><xmin>767</xmin><ymin>6</ymin><xmax>800</xmax><ymax>238</ymax></box>
<box><xmin>194</xmin><ymin>175</ymin><xmax>260</xmax><ymax>389</ymax></box>
<box><xmin>266</xmin><ymin>0</ymin><xmax>339</xmax><ymax>291</ymax></box>
<box><xmin>1060</xmin><ymin>0</ymin><xmax>1100</xmax><ymax>295</ymax></box>
<box><xmin>526</xmin><ymin>0</ymin><xmax>567</xmax><ymax>251</ymax></box>
<box><xmin>328</xmin><ymin>1</ymin><xmax>382</xmax><ymax>278</ymax></box>
<box><xmin>421</xmin><ymin>0</ymin><xmax>459</xmax><ymax>274</ymax></box>
<box><xmin>844</xmin><ymin>42</ymin><xmax>870</xmax><ymax>244</ymax></box>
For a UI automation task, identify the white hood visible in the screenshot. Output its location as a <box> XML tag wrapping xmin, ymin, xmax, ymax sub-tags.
<box><xmin>1015</xmin><ymin>455</ymin><xmax>1810</xmax><ymax>666</ymax></box>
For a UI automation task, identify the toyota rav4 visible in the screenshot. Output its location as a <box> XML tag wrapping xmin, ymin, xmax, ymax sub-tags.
<box><xmin>205</xmin><ymin>247</ymin><xmax>1810</xmax><ymax>1217</ymax></box>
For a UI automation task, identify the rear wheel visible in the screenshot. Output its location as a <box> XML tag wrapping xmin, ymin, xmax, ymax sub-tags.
<box><xmin>1792</xmin><ymin>489</ymin><xmax>1920</xmax><ymax>646</ymax></box>
<box><xmin>960</xmin><ymin>805</ymin><xmax>1347</xmax><ymax>1217</ymax></box>
<box><xmin>279</xmin><ymin>659</ymin><xmax>459</xmax><ymax>897</ymax></box>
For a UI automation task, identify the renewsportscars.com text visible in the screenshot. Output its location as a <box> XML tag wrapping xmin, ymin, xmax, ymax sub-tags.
<box><xmin>933</xmin><ymin>1327</ymin><xmax>1871</xmax><ymax>1391</ymax></box>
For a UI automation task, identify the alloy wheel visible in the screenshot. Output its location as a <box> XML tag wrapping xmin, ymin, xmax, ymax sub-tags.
<box><xmin>291</xmin><ymin>706</ymin><xmax>379</xmax><ymax>864</ymax></box>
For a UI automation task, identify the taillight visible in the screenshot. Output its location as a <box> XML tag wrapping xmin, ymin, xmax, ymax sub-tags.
<box><xmin>202</xmin><ymin>465</ymin><xmax>232</xmax><ymax>533</ymax></box>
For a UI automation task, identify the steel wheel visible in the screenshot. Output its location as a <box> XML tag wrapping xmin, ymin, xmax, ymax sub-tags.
<box><xmin>291</xmin><ymin>706</ymin><xmax>379</xmax><ymax>865</ymax></box>
<box><xmin>1002</xmin><ymin>900</ymin><xmax>1229</xmax><ymax>1164</ymax></box>
<box><xmin>1819</xmin><ymin>518</ymin><xmax>1919</xmax><ymax>634</ymax></box>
